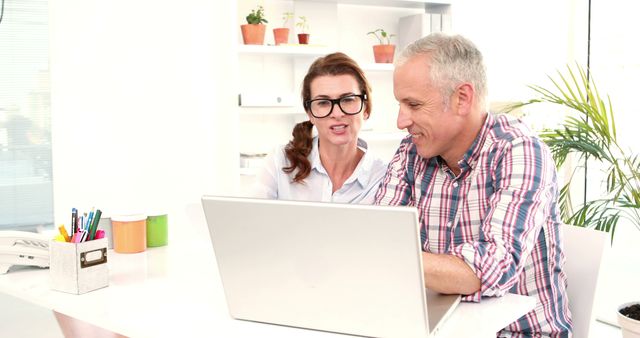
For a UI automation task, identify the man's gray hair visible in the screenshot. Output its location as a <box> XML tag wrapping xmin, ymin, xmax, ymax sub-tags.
<box><xmin>396</xmin><ymin>33</ymin><xmax>487</xmax><ymax>109</ymax></box>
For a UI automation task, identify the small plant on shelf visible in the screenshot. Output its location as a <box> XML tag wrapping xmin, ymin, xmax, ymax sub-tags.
<box><xmin>367</xmin><ymin>28</ymin><xmax>395</xmax><ymax>45</ymax></box>
<box><xmin>240</xmin><ymin>5</ymin><xmax>268</xmax><ymax>45</ymax></box>
<box><xmin>282</xmin><ymin>12</ymin><xmax>294</xmax><ymax>27</ymax></box>
<box><xmin>367</xmin><ymin>28</ymin><xmax>396</xmax><ymax>63</ymax></box>
<box><xmin>273</xmin><ymin>12</ymin><xmax>293</xmax><ymax>45</ymax></box>
<box><xmin>296</xmin><ymin>16</ymin><xmax>310</xmax><ymax>44</ymax></box>
<box><xmin>246</xmin><ymin>5</ymin><xmax>268</xmax><ymax>25</ymax></box>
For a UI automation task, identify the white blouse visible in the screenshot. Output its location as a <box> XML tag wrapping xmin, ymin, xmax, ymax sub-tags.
<box><xmin>252</xmin><ymin>137</ymin><xmax>388</xmax><ymax>204</ymax></box>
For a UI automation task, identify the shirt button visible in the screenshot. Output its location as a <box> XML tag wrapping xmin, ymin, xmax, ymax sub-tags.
<box><xmin>452</xmin><ymin>182</ymin><xmax>459</xmax><ymax>188</ymax></box>
<box><xmin>447</xmin><ymin>221</ymin><xmax>452</xmax><ymax>228</ymax></box>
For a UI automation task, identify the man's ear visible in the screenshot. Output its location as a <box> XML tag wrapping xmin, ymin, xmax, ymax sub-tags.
<box><xmin>454</xmin><ymin>83</ymin><xmax>474</xmax><ymax>116</ymax></box>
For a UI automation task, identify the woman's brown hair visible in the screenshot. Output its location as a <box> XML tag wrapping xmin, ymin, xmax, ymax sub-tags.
<box><xmin>283</xmin><ymin>52</ymin><xmax>372</xmax><ymax>183</ymax></box>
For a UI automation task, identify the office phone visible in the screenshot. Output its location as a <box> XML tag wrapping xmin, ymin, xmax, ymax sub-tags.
<box><xmin>0</xmin><ymin>230</ymin><xmax>50</xmax><ymax>274</ymax></box>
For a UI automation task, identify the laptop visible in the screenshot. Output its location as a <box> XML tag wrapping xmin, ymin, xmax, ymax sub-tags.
<box><xmin>201</xmin><ymin>196</ymin><xmax>460</xmax><ymax>338</ymax></box>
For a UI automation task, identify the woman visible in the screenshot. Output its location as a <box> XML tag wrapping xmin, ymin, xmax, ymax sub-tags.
<box><xmin>254</xmin><ymin>52</ymin><xmax>387</xmax><ymax>203</ymax></box>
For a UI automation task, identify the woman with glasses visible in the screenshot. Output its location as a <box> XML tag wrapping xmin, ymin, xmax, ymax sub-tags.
<box><xmin>253</xmin><ymin>52</ymin><xmax>387</xmax><ymax>203</ymax></box>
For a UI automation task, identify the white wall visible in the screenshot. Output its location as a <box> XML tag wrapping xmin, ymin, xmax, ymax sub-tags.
<box><xmin>49</xmin><ymin>0</ymin><xmax>238</xmax><ymax>226</ymax></box>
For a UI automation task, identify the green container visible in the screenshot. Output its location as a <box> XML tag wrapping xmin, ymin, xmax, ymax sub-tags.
<box><xmin>146</xmin><ymin>214</ymin><xmax>168</xmax><ymax>247</ymax></box>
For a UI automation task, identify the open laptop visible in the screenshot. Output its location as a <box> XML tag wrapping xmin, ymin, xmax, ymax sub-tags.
<box><xmin>201</xmin><ymin>196</ymin><xmax>460</xmax><ymax>338</ymax></box>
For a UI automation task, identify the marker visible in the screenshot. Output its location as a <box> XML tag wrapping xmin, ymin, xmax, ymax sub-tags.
<box><xmin>95</xmin><ymin>229</ymin><xmax>105</xmax><ymax>240</ymax></box>
<box><xmin>73</xmin><ymin>230</ymin><xmax>86</xmax><ymax>243</ymax></box>
<box><xmin>58</xmin><ymin>225</ymin><xmax>70</xmax><ymax>242</ymax></box>
<box><xmin>89</xmin><ymin>209</ymin><xmax>102</xmax><ymax>240</ymax></box>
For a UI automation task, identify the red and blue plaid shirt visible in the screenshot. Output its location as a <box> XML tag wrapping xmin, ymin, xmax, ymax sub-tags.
<box><xmin>375</xmin><ymin>113</ymin><xmax>572</xmax><ymax>337</ymax></box>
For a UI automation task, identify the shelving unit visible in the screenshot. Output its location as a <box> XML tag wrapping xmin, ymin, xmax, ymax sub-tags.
<box><xmin>235</xmin><ymin>0</ymin><xmax>451</xmax><ymax>188</ymax></box>
<box><xmin>238</xmin><ymin>44</ymin><xmax>333</xmax><ymax>56</ymax></box>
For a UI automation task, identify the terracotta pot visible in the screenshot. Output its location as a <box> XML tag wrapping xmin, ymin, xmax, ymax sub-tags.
<box><xmin>273</xmin><ymin>28</ymin><xmax>290</xmax><ymax>45</ymax></box>
<box><xmin>372</xmin><ymin>44</ymin><xmax>396</xmax><ymax>63</ymax></box>
<box><xmin>240</xmin><ymin>24</ymin><xmax>266</xmax><ymax>45</ymax></box>
<box><xmin>297</xmin><ymin>33</ymin><xmax>310</xmax><ymax>45</ymax></box>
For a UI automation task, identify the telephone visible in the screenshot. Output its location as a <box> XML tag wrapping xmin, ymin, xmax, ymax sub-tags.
<box><xmin>0</xmin><ymin>230</ymin><xmax>50</xmax><ymax>274</ymax></box>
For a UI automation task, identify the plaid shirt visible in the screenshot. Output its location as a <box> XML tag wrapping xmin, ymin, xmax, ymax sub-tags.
<box><xmin>375</xmin><ymin>114</ymin><xmax>572</xmax><ymax>337</ymax></box>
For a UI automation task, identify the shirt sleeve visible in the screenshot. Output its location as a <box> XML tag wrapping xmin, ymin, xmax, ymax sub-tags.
<box><xmin>450</xmin><ymin>136</ymin><xmax>558</xmax><ymax>302</ymax></box>
<box><xmin>374</xmin><ymin>137</ymin><xmax>415</xmax><ymax>207</ymax></box>
<box><xmin>250</xmin><ymin>148</ymin><xmax>282</xmax><ymax>199</ymax></box>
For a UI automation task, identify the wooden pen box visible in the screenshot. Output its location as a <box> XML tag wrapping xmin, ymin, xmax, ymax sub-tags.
<box><xmin>49</xmin><ymin>238</ymin><xmax>108</xmax><ymax>294</ymax></box>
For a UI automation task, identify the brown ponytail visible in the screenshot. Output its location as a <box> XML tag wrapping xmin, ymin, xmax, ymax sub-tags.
<box><xmin>283</xmin><ymin>52</ymin><xmax>372</xmax><ymax>183</ymax></box>
<box><xmin>283</xmin><ymin>120</ymin><xmax>314</xmax><ymax>183</ymax></box>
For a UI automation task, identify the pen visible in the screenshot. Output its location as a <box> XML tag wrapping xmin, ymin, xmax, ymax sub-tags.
<box><xmin>86</xmin><ymin>209</ymin><xmax>94</xmax><ymax>232</ymax></box>
<box><xmin>71</xmin><ymin>208</ymin><xmax>78</xmax><ymax>234</ymax></box>
<box><xmin>80</xmin><ymin>229</ymin><xmax>88</xmax><ymax>242</ymax></box>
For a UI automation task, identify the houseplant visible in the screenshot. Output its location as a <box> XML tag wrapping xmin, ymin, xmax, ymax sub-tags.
<box><xmin>296</xmin><ymin>16</ymin><xmax>310</xmax><ymax>44</ymax></box>
<box><xmin>367</xmin><ymin>28</ymin><xmax>396</xmax><ymax>63</ymax></box>
<box><xmin>241</xmin><ymin>5</ymin><xmax>268</xmax><ymax>45</ymax></box>
<box><xmin>273</xmin><ymin>12</ymin><xmax>293</xmax><ymax>45</ymax></box>
<box><xmin>511</xmin><ymin>64</ymin><xmax>639</xmax><ymax>238</ymax></box>
<box><xmin>510</xmin><ymin>65</ymin><xmax>640</xmax><ymax>336</ymax></box>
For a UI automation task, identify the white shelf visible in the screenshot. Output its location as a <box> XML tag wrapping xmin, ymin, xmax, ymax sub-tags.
<box><xmin>302</xmin><ymin>0</ymin><xmax>451</xmax><ymax>9</ymax></box>
<box><xmin>238</xmin><ymin>44</ymin><xmax>333</xmax><ymax>56</ymax></box>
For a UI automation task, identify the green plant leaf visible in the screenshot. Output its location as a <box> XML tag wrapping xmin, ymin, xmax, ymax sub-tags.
<box><xmin>517</xmin><ymin>64</ymin><xmax>640</xmax><ymax>242</ymax></box>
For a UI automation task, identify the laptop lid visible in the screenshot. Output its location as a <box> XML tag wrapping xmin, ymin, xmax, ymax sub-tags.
<box><xmin>202</xmin><ymin>196</ymin><xmax>460</xmax><ymax>338</ymax></box>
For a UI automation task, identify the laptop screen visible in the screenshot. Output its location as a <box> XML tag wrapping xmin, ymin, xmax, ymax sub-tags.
<box><xmin>202</xmin><ymin>196</ymin><xmax>459</xmax><ymax>338</ymax></box>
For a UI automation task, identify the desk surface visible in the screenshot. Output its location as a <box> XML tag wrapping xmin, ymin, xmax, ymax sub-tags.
<box><xmin>0</xmin><ymin>225</ymin><xmax>535</xmax><ymax>338</ymax></box>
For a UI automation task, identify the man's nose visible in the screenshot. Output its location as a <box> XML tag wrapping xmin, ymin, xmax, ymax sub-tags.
<box><xmin>397</xmin><ymin>106</ymin><xmax>411</xmax><ymax>130</ymax></box>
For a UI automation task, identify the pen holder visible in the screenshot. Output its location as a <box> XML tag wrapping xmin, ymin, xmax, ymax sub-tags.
<box><xmin>50</xmin><ymin>238</ymin><xmax>109</xmax><ymax>295</ymax></box>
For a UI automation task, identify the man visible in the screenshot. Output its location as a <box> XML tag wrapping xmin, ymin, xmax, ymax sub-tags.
<box><xmin>375</xmin><ymin>33</ymin><xmax>572</xmax><ymax>337</ymax></box>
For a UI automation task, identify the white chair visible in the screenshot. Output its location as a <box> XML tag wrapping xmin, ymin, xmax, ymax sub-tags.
<box><xmin>562</xmin><ymin>224</ymin><xmax>608</xmax><ymax>338</ymax></box>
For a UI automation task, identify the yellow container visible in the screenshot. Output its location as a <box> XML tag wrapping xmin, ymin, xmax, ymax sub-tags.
<box><xmin>112</xmin><ymin>214</ymin><xmax>147</xmax><ymax>253</ymax></box>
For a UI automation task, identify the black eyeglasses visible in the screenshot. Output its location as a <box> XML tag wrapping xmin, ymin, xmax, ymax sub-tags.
<box><xmin>304</xmin><ymin>94</ymin><xmax>367</xmax><ymax>118</ymax></box>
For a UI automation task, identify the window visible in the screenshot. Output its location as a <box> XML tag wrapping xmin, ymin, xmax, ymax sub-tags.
<box><xmin>0</xmin><ymin>0</ymin><xmax>53</xmax><ymax>231</ymax></box>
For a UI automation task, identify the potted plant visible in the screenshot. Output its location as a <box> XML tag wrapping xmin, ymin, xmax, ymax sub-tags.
<box><xmin>241</xmin><ymin>5</ymin><xmax>268</xmax><ymax>45</ymax></box>
<box><xmin>273</xmin><ymin>12</ymin><xmax>293</xmax><ymax>45</ymax></box>
<box><xmin>510</xmin><ymin>65</ymin><xmax>640</xmax><ymax>336</ymax></box>
<box><xmin>367</xmin><ymin>28</ymin><xmax>396</xmax><ymax>63</ymax></box>
<box><xmin>296</xmin><ymin>16</ymin><xmax>310</xmax><ymax>44</ymax></box>
<box><xmin>618</xmin><ymin>303</ymin><xmax>640</xmax><ymax>338</ymax></box>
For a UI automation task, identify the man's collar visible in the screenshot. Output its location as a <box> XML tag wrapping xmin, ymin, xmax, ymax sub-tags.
<box><xmin>457</xmin><ymin>112</ymin><xmax>493</xmax><ymax>172</ymax></box>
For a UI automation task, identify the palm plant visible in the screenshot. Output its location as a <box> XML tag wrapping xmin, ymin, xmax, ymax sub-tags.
<box><xmin>510</xmin><ymin>64</ymin><xmax>640</xmax><ymax>241</ymax></box>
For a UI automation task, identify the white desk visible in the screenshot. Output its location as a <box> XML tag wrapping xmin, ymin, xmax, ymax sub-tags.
<box><xmin>0</xmin><ymin>233</ymin><xmax>535</xmax><ymax>338</ymax></box>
